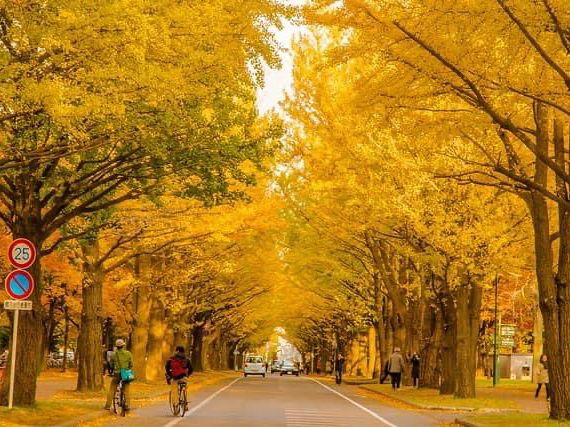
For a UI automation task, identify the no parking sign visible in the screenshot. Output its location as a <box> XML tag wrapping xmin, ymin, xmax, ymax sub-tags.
<box><xmin>4</xmin><ymin>269</ymin><xmax>35</xmax><ymax>300</ymax></box>
<box><xmin>4</xmin><ymin>238</ymin><xmax>37</xmax><ymax>409</ymax></box>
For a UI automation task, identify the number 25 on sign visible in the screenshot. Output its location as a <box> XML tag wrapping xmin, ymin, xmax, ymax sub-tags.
<box><xmin>7</xmin><ymin>238</ymin><xmax>37</xmax><ymax>270</ymax></box>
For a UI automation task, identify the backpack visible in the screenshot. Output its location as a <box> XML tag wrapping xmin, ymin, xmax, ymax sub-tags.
<box><xmin>170</xmin><ymin>357</ymin><xmax>187</xmax><ymax>378</ymax></box>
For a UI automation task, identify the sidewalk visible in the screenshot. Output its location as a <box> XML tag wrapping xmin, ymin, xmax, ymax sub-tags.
<box><xmin>36</xmin><ymin>370</ymin><xmax>78</xmax><ymax>400</ymax></box>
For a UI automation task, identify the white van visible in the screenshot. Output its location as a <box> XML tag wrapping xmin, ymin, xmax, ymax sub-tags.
<box><xmin>244</xmin><ymin>355</ymin><xmax>266</xmax><ymax>377</ymax></box>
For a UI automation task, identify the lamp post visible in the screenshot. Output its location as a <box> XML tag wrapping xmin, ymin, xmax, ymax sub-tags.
<box><xmin>493</xmin><ymin>273</ymin><xmax>500</xmax><ymax>386</ymax></box>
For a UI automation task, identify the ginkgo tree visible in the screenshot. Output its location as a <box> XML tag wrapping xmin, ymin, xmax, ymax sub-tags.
<box><xmin>0</xmin><ymin>0</ymin><xmax>286</xmax><ymax>405</ymax></box>
<box><xmin>280</xmin><ymin>30</ymin><xmax>531</xmax><ymax>398</ymax></box>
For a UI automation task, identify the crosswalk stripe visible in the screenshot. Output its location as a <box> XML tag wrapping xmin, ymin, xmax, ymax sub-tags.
<box><xmin>285</xmin><ymin>407</ymin><xmax>357</xmax><ymax>426</ymax></box>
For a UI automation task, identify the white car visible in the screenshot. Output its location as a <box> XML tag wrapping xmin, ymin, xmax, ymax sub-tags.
<box><xmin>244</xmin><ymin>356</ymin><xmax>266</xmax><ymax>377</ymax></box>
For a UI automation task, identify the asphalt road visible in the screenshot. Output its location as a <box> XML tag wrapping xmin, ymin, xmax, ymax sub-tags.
<box><xmin>101</xmin><ymin>374</ymin><xmax>452</xmax><ymax>427</ymax></box>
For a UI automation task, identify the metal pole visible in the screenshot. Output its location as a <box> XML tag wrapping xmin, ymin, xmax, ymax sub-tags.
<box><xmin>8</xmin><ymin>308</ymin><xmax>19</xmax><ymax>409</ymax></box>
<box><xmin>493</xmin><ymin>274</ymin><xmax>499</xmax><ymax>387</ymax></box>
<box><xmin>310</xmin><ymin>345</ymin><xmax>314</xmax><ymax>374</ymax></box>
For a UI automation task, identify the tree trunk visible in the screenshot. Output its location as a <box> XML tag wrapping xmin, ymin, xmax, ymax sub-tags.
<box><xmin>77</xmin><ymin>241</ymin><xmax>105</xmax><ymax>392</ymax></box>
<box><xmin>532</xmin><ymin>296</ymin><xmax>544</xmax><ymax>383</ymax></box>
<box><xmin>42</xmin><ymin>297</ymin><xmax>58</xmax><ymax>371</ymax></box>
<box><xmin>454</xmin><ymin>278</ymin><xmax>482</xmax><ymax>398</ymax></box>
<box><xmin>420</xmin><ymin>301</ymin><xmax>443</xmax><ymax>388</ymax></box>
<box><xmin>146</xmin><ymin>297</ymin><xmax>167</xmax><ymax>381</ymax></box>
<box><xmin>62</xmin><ymin>306</ymin><xmax>69</xmax><ymax>373</ymax></box>
<box><xmin>131</xmin><ymin>255</ymin><xmax>152</xmax><ymax>381</ymax></box>
<box><xmin>523</xmin><ymin>105</ymin><xmax>570</xmax><ymax>419</ymax></box>
<box><xmin>191</xmin><ymin>325</ymin><xmax>205</xmax><ymax>372</ymax></box>
<box><xmin>174</xmin><ymin>330</ymin><xmax>185</xmax><ymax>349</ymax></box>
<box><xmin>439</xmin><ymin>288</ymin><xmax>457</xmax><ymax>395</ymax></box>
<box><xmin>162</xmin><ymin>320</ymin><xmax>175</xmax><ymax>363</ymax></box>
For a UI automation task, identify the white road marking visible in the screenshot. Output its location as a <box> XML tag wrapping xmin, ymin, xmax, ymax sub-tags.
<box><xmin>163</xmin><ymin>377</ymin><xmax>241</xmax><ymax>427</ymax></box>
<box><xmin>309</xmin><ymin>379</ymin><xmax>399</xmax><ymax>427</ymax></box>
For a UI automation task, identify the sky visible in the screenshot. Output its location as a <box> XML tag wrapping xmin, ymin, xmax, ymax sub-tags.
<box><xmin>256</xmin><ymin>1</ymin><xmax>308</xmax><ymax>115</ymax></box>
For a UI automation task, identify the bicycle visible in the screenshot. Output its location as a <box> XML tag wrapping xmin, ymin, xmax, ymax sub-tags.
<box><xmin>169</xmin><ymin>379</ymin><xmax>188</xmax><ymax>417</ymax></box>
<box><xmin>112</xmin><ymin>380</ymin><xmax>128</xmax><ymax>417</ymax></box>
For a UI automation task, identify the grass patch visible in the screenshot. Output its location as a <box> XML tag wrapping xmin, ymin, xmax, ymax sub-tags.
<box><xmin>0</xmin><ymin>400</ymin><xmax>100</xmax><ymax>426</ymax></box>
<box><xmin>362</xmin><ymin>385</ymin><xmax>519</xmax><ymax>410</ymax></box>
<box><xmin>463</xmin><ymin>413</ymin><xmax>570</xmax><ymax>426</ymax></box>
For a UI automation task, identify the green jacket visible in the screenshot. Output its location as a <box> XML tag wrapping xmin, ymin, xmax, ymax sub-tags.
<box><xmin>112</xmin><ymin>349</ymin><xmax>133</xmax><ymax>373</ymax></box>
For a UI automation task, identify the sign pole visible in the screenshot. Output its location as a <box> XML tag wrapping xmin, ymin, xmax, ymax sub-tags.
<box><xmin>8</xmin><ymin>308</ymin><xmax>19</xmax><ymax>409</ymax></box>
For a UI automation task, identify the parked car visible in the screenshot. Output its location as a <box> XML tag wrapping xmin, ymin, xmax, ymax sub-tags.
<box><xmin>244</xmin><ymin>355</ymin><xmax>266</xmax><ymax>377</ymax></box>
<box><xmin>280</xmin><ymin>360</ymin><xmax>300</xmax><ymax>376</ymax></box>
<box><xmin>271</xmin><ymin>361</ymin><xmax>282</xmax><ymax>374</ymax></box>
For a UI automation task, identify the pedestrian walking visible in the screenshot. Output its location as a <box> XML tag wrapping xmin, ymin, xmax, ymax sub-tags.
<box><xmin>379</xmin><ymin>359</ymin><xmax>390</xmax><ymax>384</ymax></box>
<box><xmin>411</xmin><ymin>353</ymin><xmax>421</xmax><ymax>388</ymax></box>
<box><xmin>335</xmin><ymin>354</ymin><xmax>345</xmax><ymax>385</ymax></box>
<box><xmin>105</xmin><ymin>346</ymin><xmax>114</xmax><ymax>375</ymax></box>
<box><xmin>535</xmin><ymin>354</ymin><xmax>550</xmax><ymax>401</ymax></box>
<box><xmin>388</xmin><ymin>347</ymin><xmax>405</xmax><ymax>390</ymax></box>
<box><xmin>0</xmin><ymin>349</ymin><xmax>8</xmax><ymax>368</ymax></box>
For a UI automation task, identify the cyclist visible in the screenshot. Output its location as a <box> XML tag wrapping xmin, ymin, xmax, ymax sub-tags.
<box><xmin>165</xmin><ymin>346</ymin><xmax>193</xmax><ymax>410</ymax></box>
<box><xmin>104</xmin><ymin>339</ymin><xmax>133</xmax><ymax>411</ymax></box>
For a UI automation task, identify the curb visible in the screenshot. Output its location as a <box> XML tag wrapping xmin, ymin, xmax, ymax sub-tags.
<box><xmin>454</xmin><ymin>417</ymin><xmax>485</xmax><ymax>427</ymax></box>
<box><xmin>359</xmin><ymin>385</ymin><xmax>477</xmax><ymax>411</ymax></box>
<box><xmin>359</xmin><ymin>386</ymin><xmax>523</xmax><ymax>414</ymax></box>
<box><xmin>343</xmin><ymin>378</ymin><xmax>379</xmax><ymax>385</ymax></box>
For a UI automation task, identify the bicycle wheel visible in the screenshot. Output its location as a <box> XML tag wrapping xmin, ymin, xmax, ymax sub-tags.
<box><xmin>179</xmin><ymin>385</ymin><xmax>187</xmax><ymax>417</ymax></box>
<box><xmin>112</xmin><ymin>388</ymin><xmax>120</xmax><ymax>415</ymax></box>
<box><xmin>169</xmin><ymin>390</ymin><xmax>180</xmax><ymax>416</ymax></box>
<box><xmin>119</xmin><ymin>388</ymin><xmax>127</xmax><ymax>417</ymax></box>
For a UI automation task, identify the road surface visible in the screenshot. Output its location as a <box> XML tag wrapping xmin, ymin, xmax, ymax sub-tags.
<box><xmin>101</xmin><ymin>375</ymin><xmax>453</xmax><ymax>427</ymax></box>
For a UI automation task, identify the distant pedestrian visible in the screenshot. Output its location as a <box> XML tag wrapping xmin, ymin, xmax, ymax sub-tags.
<box><xmin>388</xmin><ymin>347</ymin><xmax>405</xmax><ymax>390</ymax></box>
<box><xmin>0</xmin><ymin>349</ymin><xmax>8</xmax><ymax>368</ymax></box>
<box><xmin>102</xmin><ymin>345</ymin><xmax>108</xmax><ymax>375</ymax></box>
<box><xmin>535</xmin><ymin>354</ymin><xmax>550</xmax><ymax>401</ymax></box>
<box><xmin>105</xmin><ymin>346</ymin><xmax>114</xmax><ymax>375</ymax></box>
<box><xmin>411</xmin><ymin>353</ymin><xmax>421</xmax><ymax>388</ymax></box>
<box><xmin>379</xmin><ymin>359</ymin><xmax>390</xmax><ymax>384</ymax></box>
<box><xmin>335</xmin><ymin>354</ymin><xmax>345</xmax><ymax>385</ymax></box>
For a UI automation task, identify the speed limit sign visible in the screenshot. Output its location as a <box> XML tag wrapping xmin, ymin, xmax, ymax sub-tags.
<box><xmin>7</xmin><ymin>238</ymin><xmax>37</xmax><ymax>269</ymax></box>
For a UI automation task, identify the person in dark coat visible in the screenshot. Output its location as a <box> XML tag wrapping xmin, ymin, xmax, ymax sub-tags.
<box><xmin>411</xmin><ymin>353</ymin><xmax>421</xmax><ymax>388</ymax></box>
<box><xmin>535</xmin><ymin>354</ymin><xmax>550</xmax><ymax>401</ymax></box>
<box><xmin>335</xmin><ymin>354</ymin><xmax>345</xmax><ymax>385</ymax></box>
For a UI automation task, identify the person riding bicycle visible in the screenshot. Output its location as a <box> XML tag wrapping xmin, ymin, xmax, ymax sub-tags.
<box><xmin>165</xmin><ymin>346</ymin><xmax>193</xmax><ymax>410</ymax></box>
<box><xmin>104</xmin><ymin>339</ymin><xmax>133</xmax><ymax>411</ymax></box>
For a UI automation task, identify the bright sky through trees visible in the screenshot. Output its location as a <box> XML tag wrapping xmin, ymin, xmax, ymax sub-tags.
<box><xmin>257</xmin><ymin>0</ymin><xmax>307</xmax><ymax>114</ymax></box>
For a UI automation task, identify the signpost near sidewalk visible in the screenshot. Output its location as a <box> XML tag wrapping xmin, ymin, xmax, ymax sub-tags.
<box><xmin>4</xmin><ymin>238</ymin><xmax>37</xmax><ymax>408</ymax></box>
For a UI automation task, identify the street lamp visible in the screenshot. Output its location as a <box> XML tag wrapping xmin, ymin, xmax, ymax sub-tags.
<box><xmin>493</xmin><ymin>273</ymin><xmax>500</xmax><ymax>387</ymax></box>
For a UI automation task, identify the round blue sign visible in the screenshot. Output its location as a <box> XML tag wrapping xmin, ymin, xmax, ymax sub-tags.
<box><xmin>5</xmin><ymin>270</ymin><xmax>35</xmax><ymax>300</ymax></box>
